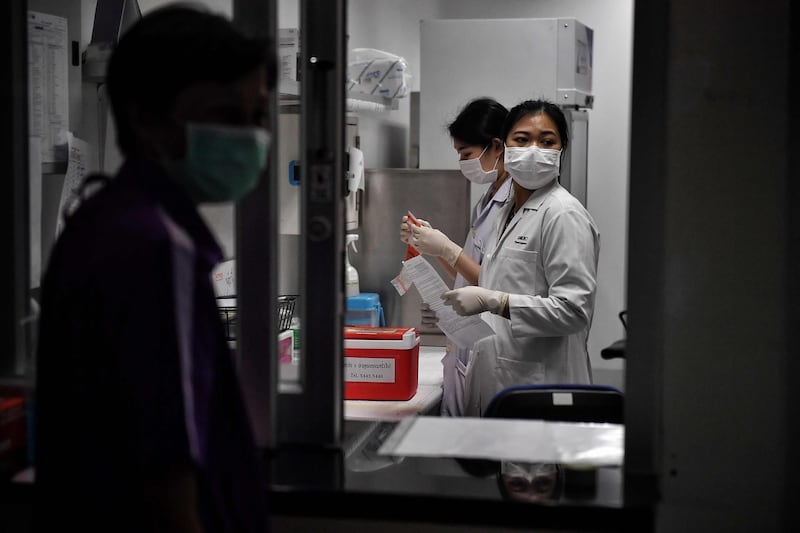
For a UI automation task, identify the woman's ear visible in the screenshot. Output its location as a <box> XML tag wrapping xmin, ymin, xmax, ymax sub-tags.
<box><xmin>491</xmin><ymin>137</ymin><xmax>504</xmax><ymax>154</ymax></box>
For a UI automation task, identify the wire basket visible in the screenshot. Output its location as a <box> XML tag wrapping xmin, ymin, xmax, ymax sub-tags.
<box><xmin>218</xmin><ymin>304</ymin><xmax>237</xmax><ymax>341</ymax></box>
<box><xmin>277</xmin><ymin>295</ymin><xmax>297</xmax><ymax>331</ymax></box>
<box><xmin>218</xmin><ymin>295</ymin><xmax>298</xmax><ymax>341</ymax></box>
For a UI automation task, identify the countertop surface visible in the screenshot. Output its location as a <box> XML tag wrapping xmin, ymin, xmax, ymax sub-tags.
<box><xmin>3</xmin><ymin>344</ymin><xmax>651</xmax><ymax>531</ymax></box>
<box><xmin>268</xmin><ymin>344</ymin><xmax>648</xmax><ymax>530</ymax></box>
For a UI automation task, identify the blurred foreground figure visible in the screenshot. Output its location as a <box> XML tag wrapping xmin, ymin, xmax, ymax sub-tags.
<box><xmin>35</xmin><ymin>5</ymin><xmax>276</xmax><ymax>532</ymax></box>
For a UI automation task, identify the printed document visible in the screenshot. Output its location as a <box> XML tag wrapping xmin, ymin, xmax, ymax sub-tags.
<box><xmin>55</xmin><ymin>133</ymin><xmax>91</xmax><ymax>237</ymax></box>
<box><xmin>395</xmin><ymin>255</ymin><xmax>494</xmax><ymax>349</ymax></box>
<box><xmin>28</xmin><ymin>11</ymin><xmax>69</xmax><ymax>162</ymax></box>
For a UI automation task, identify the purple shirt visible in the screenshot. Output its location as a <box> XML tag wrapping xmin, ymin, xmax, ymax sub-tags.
<box><xmin>35</xmin><ymin>160</ymin><xmax>267</xmax><ymax>532</ymax></box>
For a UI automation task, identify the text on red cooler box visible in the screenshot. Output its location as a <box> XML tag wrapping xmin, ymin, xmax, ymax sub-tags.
<box><xmin>344</xmin><ymin>326</ymin><xmax>420</xmax><ymax>401</ymax></box>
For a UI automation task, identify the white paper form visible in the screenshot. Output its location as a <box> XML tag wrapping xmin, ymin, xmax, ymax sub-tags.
<box><xmin>398</xmin><ymin>255</ymin><xmax>494</xmax><ymax>349</ymax></box>
<box><xmin>28</xmin><ymin>11</ymin><xmax>69</xmax><ymax>163</ymax></box>
<box><xmin>55</xmin><ymin>134</ymin><xmax>91</xmax><ymax>237</ymax></box>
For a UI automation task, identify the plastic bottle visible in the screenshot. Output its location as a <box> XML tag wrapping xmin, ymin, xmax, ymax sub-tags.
<box><xmin>289</xmin><ymin>316</ymin><xmax>301</xmax><ymax>365</ymax></box>
<box><xmin>345</xmin><ymin>233</ymin><xmax>360</xmax><ymax>297</ymax></box>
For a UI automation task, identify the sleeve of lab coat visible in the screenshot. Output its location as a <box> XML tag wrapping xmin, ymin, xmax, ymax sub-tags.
<box><xmin>507</xmin><ymin>207</ymin><xmax>599</xmax><ymax>337</ymax></box>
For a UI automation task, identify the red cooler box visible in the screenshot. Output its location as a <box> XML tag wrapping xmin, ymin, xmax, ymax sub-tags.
<box><xmin>344</xmin><ymin>326</ymin><xmax>420</xmax><ymax>400</ymax></box>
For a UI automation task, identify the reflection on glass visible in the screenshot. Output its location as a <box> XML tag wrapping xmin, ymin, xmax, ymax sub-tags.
<box><xmin>497</xmin><ymin>461</ymin><xmax>563</xmax><ymax>504</ymax></box>
<box><xmin>346</xmin><ymin>421</ymin><xmax>405</xmax><ymax>473</ymax></box>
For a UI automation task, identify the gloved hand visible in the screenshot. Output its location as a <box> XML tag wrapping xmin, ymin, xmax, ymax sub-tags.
<box><xmin>409</xmin><ymin>224</ymin><xmax>463</xmax><ymax>267</ymax></box>
<box><xmin>399</xmin><ymin>215</ymin><xmax>430</xmax><ymax>244</ymax></box>
<box><xmin>420</xmin><ymin>302</ymin><xmax>439</xmax><ymax>328</ymax></box>
<box><xmin>442</xmin><ymin>286</ymin><xmax>508</xmax><ymax>316</ymax></box>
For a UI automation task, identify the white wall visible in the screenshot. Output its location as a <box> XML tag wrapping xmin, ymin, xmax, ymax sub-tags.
<box><xmin>138</xmin><ymin>0</ymin><xmax>231</xmax><ymax>16</ymax></box>
<box><xmin>283</xmin><ymin>0</ymin><xmax>465</xmax><ymax>168</ymax></box>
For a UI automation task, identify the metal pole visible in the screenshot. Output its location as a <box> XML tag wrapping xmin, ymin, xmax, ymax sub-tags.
<box><xmin>0</xmin><ymin>0</ymin><xmax>31</xmax><ymax>379</ymax></box>
<box><xmin>281</xmin><ymin>0</ymin><xmax>346</xmax><ymax>448</ymax></box>
<box><xmin>232</xmin><ymin>0</ymin><xmax>279</xmax><ymax>450</ymax></box>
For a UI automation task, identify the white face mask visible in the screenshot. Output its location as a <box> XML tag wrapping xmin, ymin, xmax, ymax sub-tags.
<box><xmin>504</xmin><ymin>145</ymin><xmax>561</xmax><ymax>190</ymax></box>
<box><xmin>458</xmin><ymin>145</ymin><xmax>499</xmax><ymax>185</ymax></box>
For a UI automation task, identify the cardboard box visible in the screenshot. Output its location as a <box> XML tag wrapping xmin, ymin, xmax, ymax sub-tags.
<box><xmin>344</xmin><ymin>326</ymin><xmax>419</xmax><ymax>401</ymax></box>
<box><xmin>211</xmin><ymin>259</ymin><xmax>236</xmax><ymax>297</ymax></box>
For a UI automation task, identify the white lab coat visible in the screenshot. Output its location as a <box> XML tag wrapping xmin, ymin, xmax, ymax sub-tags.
<box><xmin>464</xmin><ymin>180</ymin><xmax>600</xmax><ymax>417</ymax></box>
<box><xmin>441</xmin><ymin>178</ymin><xmax>513</xmax><ymax>417</ymax></box>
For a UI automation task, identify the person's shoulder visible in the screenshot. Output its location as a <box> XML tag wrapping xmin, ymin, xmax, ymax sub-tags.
<box><xmin>544</xmin><ymin>183</ymin><xmax>587</xmax><ymax>212</ymax></box>
<box><xmin>65</xmin><ymin>177</ymin><xmax>172</xmax><ymax>244</ymax></box>
<box><xmin>541</xmin><ymin>184</ymin><xmax>597</xmax><ymax>226</ymax></box>
<box><xmin>52</xmin><ymin>183</ymin><xmax>176</xmax><ymax>282</ymax></box>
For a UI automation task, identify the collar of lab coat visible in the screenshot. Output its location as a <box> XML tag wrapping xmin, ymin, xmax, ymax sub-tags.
<box><xmin>520</xmin><ymin>178</ymin><xmax>559</xmax><ymax>213</ymax></box>
<box><xmin>500</xmin><ymin>179</ymin><xmax>560</xmax><ymax>238</ymax></box>
<box><xmin>490</xmin><ymin>176</ymin><xmax>514</xmax><ymax>206</ymax></box>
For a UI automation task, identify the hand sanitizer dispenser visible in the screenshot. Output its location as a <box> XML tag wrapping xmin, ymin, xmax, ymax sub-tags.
<box><xmin>346</xmin><ymin>146</ymin><xmax>364</xmax><ymax>230</ymax></box>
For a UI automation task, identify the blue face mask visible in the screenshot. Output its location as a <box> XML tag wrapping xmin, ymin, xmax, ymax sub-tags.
<box><xmin>181</xmin><ymin>122</ymin><xmax>271</xmax><ymax>203</ymax></box>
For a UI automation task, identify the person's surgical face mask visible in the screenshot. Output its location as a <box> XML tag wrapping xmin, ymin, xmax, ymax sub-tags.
<box><xmin>458</xmin><ymin>145</ymin><xmax>499</xmax><ymax>185</ymax></box>
<box><xmin>182</xmin><ymin>122</ymin><xmax>271</xmax><ymax>203</ymax></box>
<box><xmin>504</xmin><ymin>144</ymin><xmax>561</xmax><ymax>190</ymax></box>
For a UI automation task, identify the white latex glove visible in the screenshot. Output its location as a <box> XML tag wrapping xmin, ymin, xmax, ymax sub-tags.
<box><xmin>420</xmin><ymin>302</ymin><xmax>439</xmax><ymax>328</ymax></box>
<box><xmin>409</xmin><ymin>224</ymin><xmax>463</xmax><ymax>267</ymax></box>
<box><xmin>442</xmin><ymin>286</ymin><xmax>508</xmax><ymax>316</ymax></box>
<box><xmin>399</xmin><ymin>215</ymin><xmax>431</xmax><ymax>244</ymax></box>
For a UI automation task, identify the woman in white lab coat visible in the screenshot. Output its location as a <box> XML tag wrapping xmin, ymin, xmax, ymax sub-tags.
<box><xmin>441</xmin><ymin>99</ymin><xmax>600</xmax><ymax>417</ymax></box>
<box><xmin>399</xmin><ymin>97</ymin><xmax>513</xmax><ymax>416</ymax></box>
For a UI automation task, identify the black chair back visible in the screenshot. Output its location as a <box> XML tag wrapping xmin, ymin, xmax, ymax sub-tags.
<box><xmin>483</xmin><ymin>384</ymin><xmax>624</xmax><ymax>424</ymax></box>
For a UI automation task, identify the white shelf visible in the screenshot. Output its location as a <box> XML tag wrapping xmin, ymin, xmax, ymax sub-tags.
<box><xmin>279</xmin><ymin>89</ymin><xmax>399</xmax><ymax>114</ymax></box>
<box><xmin>346</xmin><ymin>93</ymin><xmax>399</xmax><ymax>112</ymax></box>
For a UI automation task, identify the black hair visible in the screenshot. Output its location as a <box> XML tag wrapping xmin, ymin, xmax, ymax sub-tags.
<box><xmin>106</xmin><ymin>4</ymin><xmax>277</xmax><ymax>156</ymax></box>
<box><xmin>501</xmin><ymin>99</ymin><xmax>569</xmax><ymax>151</ymax></box>
<box><xmin>447</xmin><ymin>97</ymin><xmax>509</xmax><ymax>147</ymax></box>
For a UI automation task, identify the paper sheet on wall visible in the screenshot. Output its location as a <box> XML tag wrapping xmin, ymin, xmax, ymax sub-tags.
<box><xmin>28</xmin><ymin>11</ymin><xmax>69</xmax><ymax>163</ymax></box>
<box><xmin>393</xmin><ymin>255</ymin><xmax>494</xmax><ymax>349</ymax></box>
<box><xmin>55</xmin><ymin>134</ymin><xmax>91</xmax><ymax>237</ymax></box>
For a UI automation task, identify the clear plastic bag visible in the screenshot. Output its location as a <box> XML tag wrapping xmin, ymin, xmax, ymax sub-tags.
<box><xmin>347</xmin><ymin>48</ymin><xmax>411</xmax><ymax>99</ymax></box>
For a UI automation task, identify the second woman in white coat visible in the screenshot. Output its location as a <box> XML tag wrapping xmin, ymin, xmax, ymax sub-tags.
<box><xmin>441</xmin><ymin>99</ymin><xmax>600</xmax><ymax>417</ymax></box>
<box><xmin>400</xmin><ymin>97</ymin><xmax>513</xmax><ymax>416</ymax></box>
